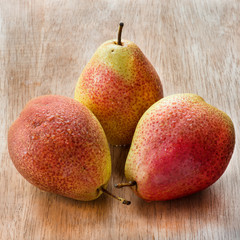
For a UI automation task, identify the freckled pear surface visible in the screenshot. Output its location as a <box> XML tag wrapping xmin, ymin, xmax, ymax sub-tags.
<box><xmin>125</xmin><ymin>93</ymin><xmax>235</xmax><ymax>201</ymax></box>
<box><xmin>8</xmin><ymin>95</ymin><xmax>111</xmax><ymax>201</ymax></box>
<box><xmin>74</xmin><ymin>39</ymin><xmax>163</xmax><ymax>145</ymax></box>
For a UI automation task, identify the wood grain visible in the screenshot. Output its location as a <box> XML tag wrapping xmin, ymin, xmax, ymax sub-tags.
<box><xmin>1</xmin><ymin>0</ymin><xmax>239</xmax><ymax>239</ymax></box>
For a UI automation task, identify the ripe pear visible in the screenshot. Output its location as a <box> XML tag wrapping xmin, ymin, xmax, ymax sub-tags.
<box><xmin>116</xmin><ymin>93</ymin><xmax>235</xmax><ymax>201</ymax></box>
<box><xmin>8</xmin><ymin>95</ymin><xmax>112</xmax><ymax>201</ymax></box>
<box><xmin>74</xmin><ymin>23</ymin><xmax>163</xmax><ymax>145</ymax></box>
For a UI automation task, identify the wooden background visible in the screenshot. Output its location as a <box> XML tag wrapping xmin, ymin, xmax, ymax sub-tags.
<box><xmin>1</xmin><ymin>0</ymin><xmax>239</xmax><ymax>239</ymax></box>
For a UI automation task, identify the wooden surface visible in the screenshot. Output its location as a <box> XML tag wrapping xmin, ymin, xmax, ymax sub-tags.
<box><xmin>1</xmin><ymin>0</ymin><xmax>240</xmax><ymax>239</ymax></box>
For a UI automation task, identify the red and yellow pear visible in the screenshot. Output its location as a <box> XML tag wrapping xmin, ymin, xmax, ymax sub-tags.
<box><xmin>8</xmin><ymin>95</ymin><xmax>130</xmax><ymax>204</ymax></box>
<box><xmin>116</xmin><ymin>94</ymin><xmax>235</xmax><ymax>201</ymax></box>
<box><xmin>74</xmin><ymin>23</ymin><xmax>163</xmax><ymax>145</ymax></box>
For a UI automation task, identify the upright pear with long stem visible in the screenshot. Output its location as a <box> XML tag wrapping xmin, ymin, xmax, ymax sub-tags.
<box><xmin>75</xmin><ymin>23</ymin><xmax>163</xmax><ymax>146</ymax></box>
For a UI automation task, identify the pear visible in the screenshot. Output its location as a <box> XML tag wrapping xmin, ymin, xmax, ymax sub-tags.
<box><xmin>116</xmin><ymin>93</ymin><xmax>235</xmax><ymax>201</ymax></box>
<box><xmin>8</xmin><ymin>95</ymin><xmax>130</xmax><ymax>204</ymax></box>
<box><xmin>74</xmin><ymin>23</ymin><xmax>163</xmax><ymax>145</ymax></box>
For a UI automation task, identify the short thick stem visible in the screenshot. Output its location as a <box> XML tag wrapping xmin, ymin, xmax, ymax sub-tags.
<box><xmin>115</xmin><ymin>181</ymin><xmax>136</xmax><ymax>188</ymax></box>
<box><xmin>100</xmin><ymin>187</ymin><xmax>131</xmax><ymax>205</ymax></box>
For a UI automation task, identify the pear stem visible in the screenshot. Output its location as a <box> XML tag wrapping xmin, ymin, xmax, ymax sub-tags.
<box><xmin>100</xmin><ymin>187</ymin><xmax>131</xmax><ymax>205</ymax></box>
<box><xmin>115</xmin><ymin>181</ymin><xmax>136</xmax><ymax>188</ymax></box>
<box><xmin>117</xmin><ymin>22</ymin><xmax>124</xmax><ymax>45</ymax></box>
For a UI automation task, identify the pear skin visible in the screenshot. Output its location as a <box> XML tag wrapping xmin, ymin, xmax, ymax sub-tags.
<box><xmin>8</xmin><ymin>95</ymin><xmax>111</xmax><ymax>201</ymax></box>
<box><xmin>124</xmin><ymin>93</ymin><xmax>235</xmax><ymax>201</ymax></box>
<box><xmin>75</xmin><ymin>24</ymin><xmax>163</xmax><ymax>145</ymax></box>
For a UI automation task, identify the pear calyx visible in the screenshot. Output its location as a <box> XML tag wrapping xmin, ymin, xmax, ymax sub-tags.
<box><xmin>100</xmin><ymin>186</ymin><xmax>131</xmax><ymax>205</ymax></box>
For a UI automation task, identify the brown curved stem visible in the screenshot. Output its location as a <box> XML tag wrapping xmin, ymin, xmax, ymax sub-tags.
<box><xmin>115</xmin><ymin>181</ymin><xmax>136</xmax><ymax>188</ymax></box>
<box><xmin>117</xmin><ymin>22</ymin><xmax>124</xmax><ymax>45</ymax></box>
<box><xmin>100</xmin><ymin>187</ymin><xmax>131</xmax><ymax>205</ymax></box>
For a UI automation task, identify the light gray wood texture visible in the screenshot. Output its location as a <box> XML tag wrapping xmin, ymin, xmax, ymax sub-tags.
<box><xmin>1</xmin><ymin>0</ymin><xmax>239</xmax><ymax>239</ymax></box>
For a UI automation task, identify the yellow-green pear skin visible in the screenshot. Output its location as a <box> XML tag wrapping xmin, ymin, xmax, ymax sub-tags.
<box><xmin>75</xmin><ymin>38</ymin><xmax>163</xmax><ymax>146</ymax></box>
<box><xmin>125</xmin><ymin>93</ymin><xmax>235</xmax><ymax>201</ymax></box>
<box><xmin>8</xmin><ymin>95</ymin><xmax>111</xmax><ymax>201</ymax></box>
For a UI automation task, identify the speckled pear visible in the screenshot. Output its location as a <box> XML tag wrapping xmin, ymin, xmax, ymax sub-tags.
<box><xmin>118</xmin><ymin>94</ymin><xmax>235</xmax><ymax>201</ymax></box>
<box><xmin>74</xmin><ymin>23</ymin><xmax>163</xmax><ymax>145</ymax></box>
<box><xmin>8</xmin><ymin>95</ymin><xmax>111</xmax><ymax>201</ymax></box>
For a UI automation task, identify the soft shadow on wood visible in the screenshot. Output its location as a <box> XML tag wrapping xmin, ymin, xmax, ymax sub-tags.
<box><xmin>110</xmin><ymin>145</ymin><xmax>130</xmax><ymax>180</ymax></box>
<box><xmin>133</xmin><ymin>187</ymin><xmax>223</xmax><ymax>228</ymax></box>
<box><xmin>31</xmin><ymin>189</ymin><xmax>112</xmax><ymax>229</ymax></box>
